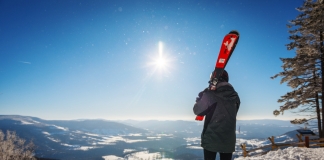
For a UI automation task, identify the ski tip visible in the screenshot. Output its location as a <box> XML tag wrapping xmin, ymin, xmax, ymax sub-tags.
<box><xmin>229</xmin><ymin>30</ymin><xmax>239</xmax><ymax>36</ymax></box>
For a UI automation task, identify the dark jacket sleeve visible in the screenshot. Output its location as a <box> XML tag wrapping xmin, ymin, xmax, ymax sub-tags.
<box><xmin>193</xmin><ymin>92</ymin><xmax>213</xmax><ymax>115</ymax></box>
<box><xmin>236</xmin><ymin>96</ymin><xmax>241</xmax><ymax>113</ymax></box>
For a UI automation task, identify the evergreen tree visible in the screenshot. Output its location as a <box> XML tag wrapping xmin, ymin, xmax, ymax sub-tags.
<box><xmin>272</xmin><ymin>49</ymin><xmax>321</xmax><ymax>132</ymax></box>
<box><xmin>272</xmin><ymin>0</ymin><xmax>324</xmax><ymax>137</ymax></box>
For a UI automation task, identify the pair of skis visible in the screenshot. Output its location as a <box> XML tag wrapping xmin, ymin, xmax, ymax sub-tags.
<box><xmin>195</xmin><ymin>30</ymin><xmax>240</xmax><ymax>121</ymax></box>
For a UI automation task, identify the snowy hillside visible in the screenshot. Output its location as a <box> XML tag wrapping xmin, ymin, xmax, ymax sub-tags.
<box><xmin>234</xmin><ymin>129</ymin><xmax>321</xmax><ymax>157</ymax></box>
<box><xmin>235</xmin><ymin>147</ymin><xmax>324</xmax><ymax>160</ymax></box>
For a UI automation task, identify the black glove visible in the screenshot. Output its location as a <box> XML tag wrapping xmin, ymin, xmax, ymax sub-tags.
<box><xmin>196</xmin><ymin>88</ymin><xmax>208</xmax><ymax>102</ymax></box>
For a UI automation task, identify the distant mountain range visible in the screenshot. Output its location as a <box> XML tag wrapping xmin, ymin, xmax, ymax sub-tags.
<box><xmin>0</xmin><ymin>115</ymin><xmax>310</xmax><ymax>160</ymax></box>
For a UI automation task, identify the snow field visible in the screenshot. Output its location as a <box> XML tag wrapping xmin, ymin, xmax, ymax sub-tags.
<box><xmin>235</xmin><ymin>147</ymin><xmax>324</xmax><ymax>160</ymax></box>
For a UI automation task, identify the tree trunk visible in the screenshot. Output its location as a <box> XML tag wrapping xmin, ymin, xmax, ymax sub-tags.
<box><xmin>320</xmin><ymin>7</ymin><xmax>324</xmax><ymax>136</ymax></box>
<box><xmin>315</xmin><ymin>93</ymin><xmax>322</xmax><ymax>137</ymax></box>
<box><xmin>321</xmin><ymin>29</ymin><xmax>324</xmax><ymax>138</ymax></box>
<box><xmin>320</xmin><ymin>0</ymin><xmax>324</xmax><ymax>138</ymax></box>
<box><xmin>311</xmin><ymin>60</ymin><xmax>322</xmax><ymax>137</ymax></box>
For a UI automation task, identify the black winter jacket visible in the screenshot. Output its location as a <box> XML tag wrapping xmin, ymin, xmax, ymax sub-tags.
<box><xmin>193</xmin><ymin>82</ymin><xmax>240</xmax><ymax>153</ymax></box>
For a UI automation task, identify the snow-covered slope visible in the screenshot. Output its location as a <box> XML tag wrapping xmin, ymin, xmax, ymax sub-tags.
<box><xmin>235</xmin><ymin>147</ymin><xmax>324</xmax><ymax>160</ymax></box>
<box><xmin>233</xmin><ymin>128</ymin><xmax>321</xmax><ymax>159</ymax></box>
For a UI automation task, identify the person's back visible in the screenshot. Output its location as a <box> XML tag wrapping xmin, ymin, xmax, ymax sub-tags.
<box><xmin>193</xmin><ymin>70</ymin><xmax>240</xmax><ymax>160</ymax></box>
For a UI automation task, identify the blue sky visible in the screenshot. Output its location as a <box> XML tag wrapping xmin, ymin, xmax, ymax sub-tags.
<box><xmin>0</xmin><ymin>0</ymin><xmax>305</xmax><ymax>120</ymax></box>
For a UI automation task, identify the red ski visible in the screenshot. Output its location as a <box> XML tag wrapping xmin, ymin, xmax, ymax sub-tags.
<box><xmin>195</xmin><ymin>30</ymin><xmax>240</xmax><ymax>121</ymax></box>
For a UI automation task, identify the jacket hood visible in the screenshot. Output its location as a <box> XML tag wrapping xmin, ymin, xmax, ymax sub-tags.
<box><xmin>216</xmin><ymin>82</ymin><xmax>232</xmax><ymax>88</ymax></box>
<box><xmin>215</xmin><ymin>82</ymin><xmax>238</xmax><ymax>100</ymax></box>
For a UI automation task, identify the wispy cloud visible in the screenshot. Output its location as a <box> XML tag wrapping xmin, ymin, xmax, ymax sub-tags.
<box><xmin>18</xmin><ymin>61</ymin><xmax>31</xmax><ymax>64</ymax></box>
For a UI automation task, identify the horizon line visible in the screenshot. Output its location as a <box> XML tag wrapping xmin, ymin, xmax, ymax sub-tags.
<box><xmin>0</xmin><ymin>115</ymin><xmax>294</xmax><ymax>121</ymax></box>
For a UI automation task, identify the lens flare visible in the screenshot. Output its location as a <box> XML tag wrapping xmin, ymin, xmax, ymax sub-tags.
<box><xmin>146</xmin><ymin>41</ymin><xmax>173</xmax><ymax>78</ymax></box>
<box><xmin>156</xmin><ymin>57</ymin><xmax>166</xmax><ymax>68</ymax></box>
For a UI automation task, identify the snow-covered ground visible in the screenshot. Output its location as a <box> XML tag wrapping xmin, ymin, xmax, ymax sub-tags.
<box><xmin>102</xmin><ymin>150</ymin><xmax>173</xmax><ymax>160</ymax></box>
<box><xmin>235</xmin><ymin>147</ymin><xmax>324</xmax><ymax>160</ymax></box>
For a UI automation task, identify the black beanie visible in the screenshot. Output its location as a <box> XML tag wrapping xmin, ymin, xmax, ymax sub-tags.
<box><xmin>219</xmin><ymin>70</ymin><xmax>229</xmax><ymax>82</ymax></box>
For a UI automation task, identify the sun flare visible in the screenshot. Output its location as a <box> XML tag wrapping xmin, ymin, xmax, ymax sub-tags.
<box><xmin>146</xmin><ymin>41</ymin><xmax>173</xmax><ymax>76</ymax></box>
<box><xmin>155</xmin><ymin>56</ymin><xmax>167</xmax><ymax>68</ymax></box>
<box><xmin>152</xmin><ymin>41</ymin><xmax>170</xmax><ymax>69</ymax></box>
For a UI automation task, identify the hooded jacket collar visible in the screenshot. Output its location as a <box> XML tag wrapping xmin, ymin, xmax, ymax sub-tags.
<box><xmin>216</xmin><ymin>82</ymin><xmax>233</xmax><ymax>88</ymax></box>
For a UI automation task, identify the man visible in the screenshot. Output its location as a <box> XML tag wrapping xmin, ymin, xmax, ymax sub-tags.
<box><xmin>193</xmin><ymin>70</ymin><xmax>240</xmax><ymax>160</ymax></box>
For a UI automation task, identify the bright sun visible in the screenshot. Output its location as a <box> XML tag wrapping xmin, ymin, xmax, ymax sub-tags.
<box><xmin>147</xmin><ymin>41</ymin><xmax>172</xmax><ymax>74</ymax></box>
<box><xmin>155</xmin><ymin>56</ymin><xmax>166</xmax><ymax>68</ymax></box>
<box><xmin>154</xmin><ymin>41</ymin><xmax>168</xmax><ymax>69</ymax></box>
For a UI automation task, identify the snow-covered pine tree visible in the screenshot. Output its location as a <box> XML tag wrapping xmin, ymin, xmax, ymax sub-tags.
<box><xmin>272</xmin><ymin>49</ymin><xmax>321</xmax><ymax>133</ymax></box>
<box><xmin>272</xmin><ymin>0</ymin><xmax>324</xmax><ymax>138</ymax></box>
